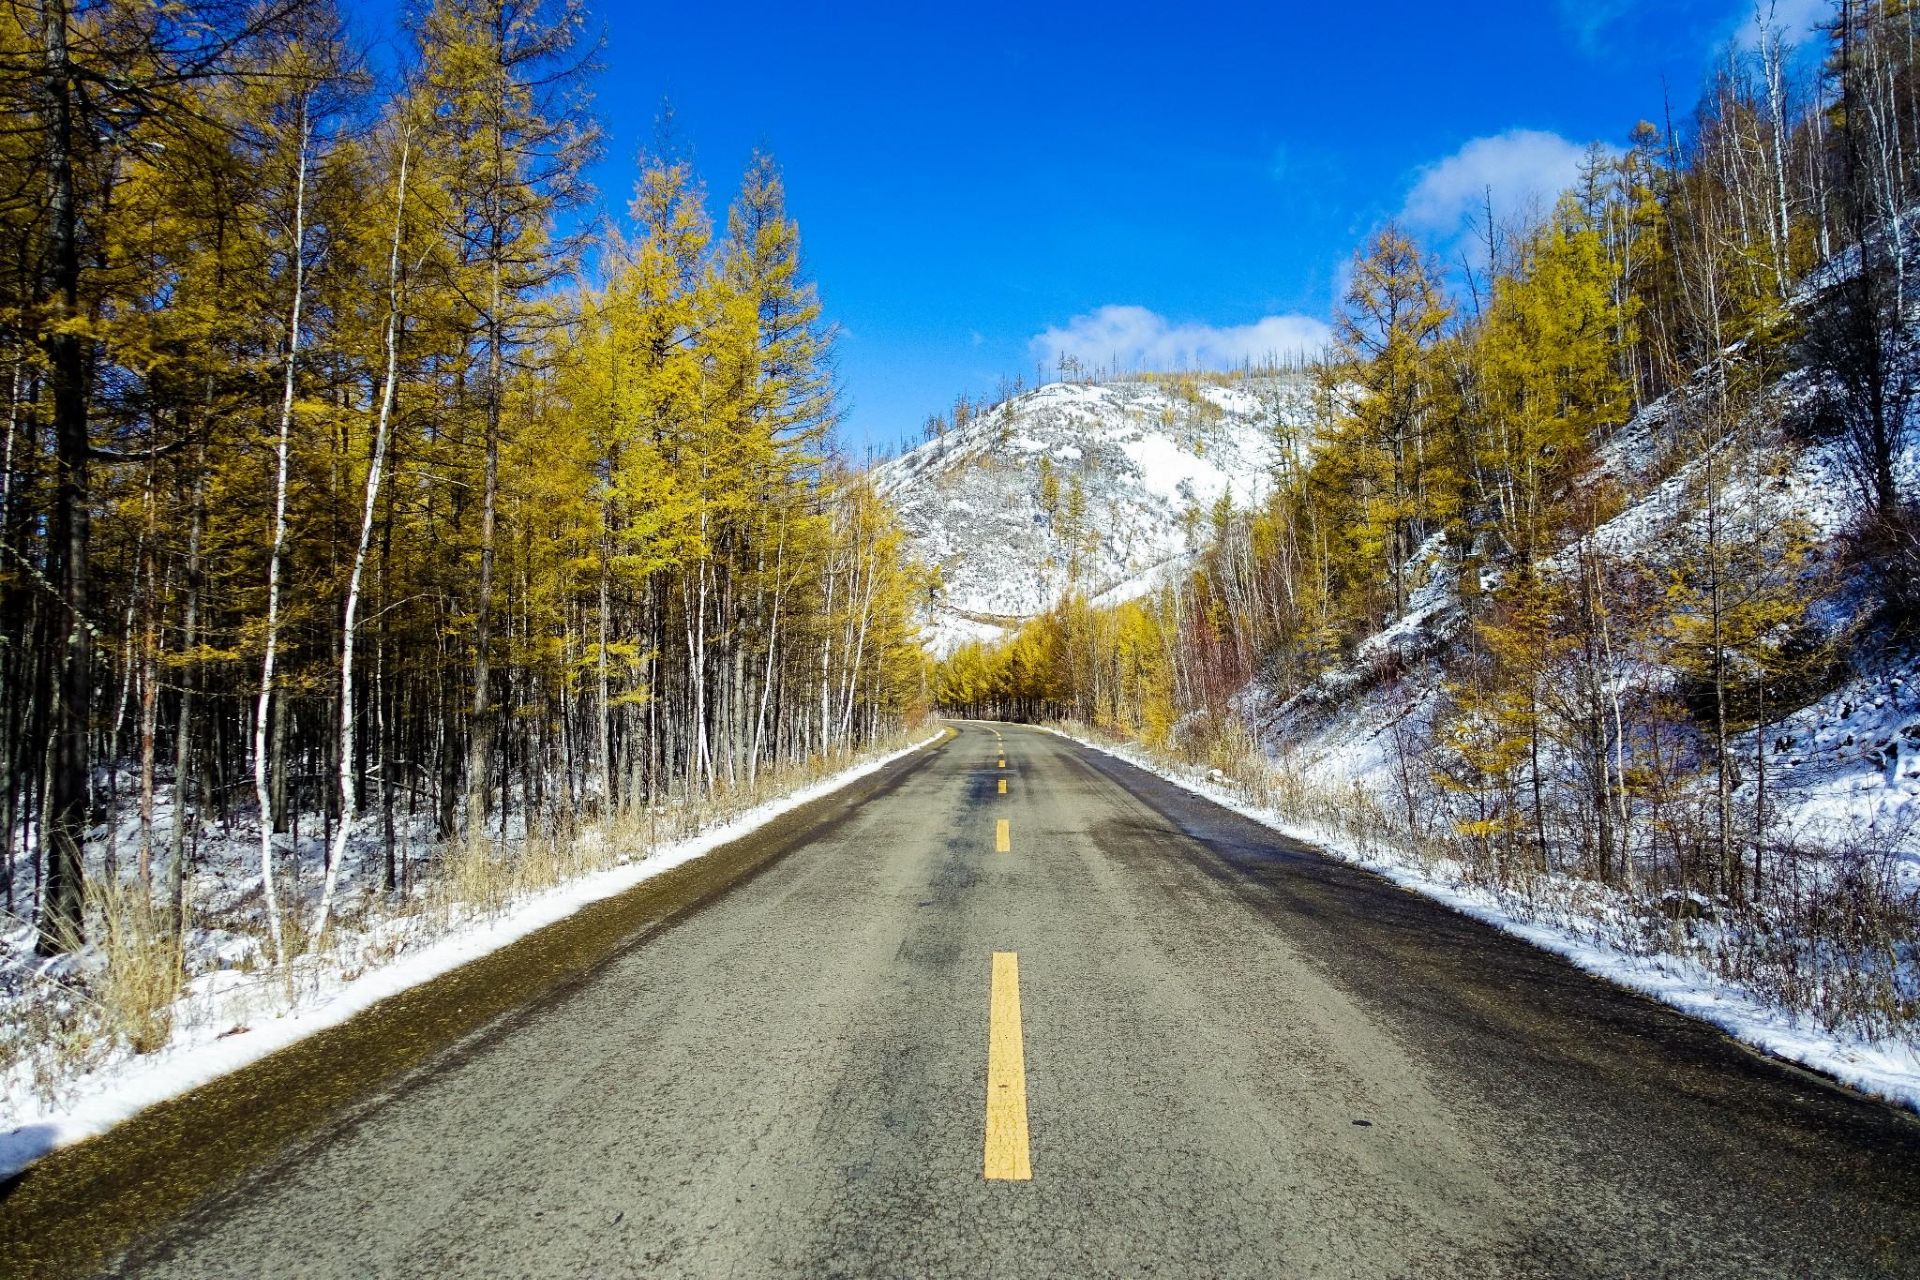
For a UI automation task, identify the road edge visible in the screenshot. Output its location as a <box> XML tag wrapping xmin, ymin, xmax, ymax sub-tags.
<box><xmin>0</xmin><ymin>724</ymin><xmax>953</xmax><ymax>1280</ymax></box>
<box><xmin>1040</xmin><ymin>723</ymin><xmax>1920</xmax><ymax>1117</ymax></box>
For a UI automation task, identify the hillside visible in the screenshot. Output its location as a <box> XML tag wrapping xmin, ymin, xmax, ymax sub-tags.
<box><xmin>874</xmin><ymin>375</ymin><xmax>1319</xmax><ymax>653</ymax></box>
<box><xmin>1255</xmin><ymin>363</ymin><xmax>1920</xmax><ymax>858</ymax></box>
<box><xmin>928</xmin><ymin>204</ymin><xmax>1920</xmax><ymax>1104</ymax></box>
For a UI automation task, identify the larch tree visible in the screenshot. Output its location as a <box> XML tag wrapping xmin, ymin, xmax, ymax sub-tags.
<box><xmin>7</xmin><ymin>0</ymin><xmax>330</xmax><ymax>952</ymax></box>
<box><xmin>1328</xmin><ymin>225</ymin><xmax>1454</xmax><ymax>624</ymax></box>
<box><xmin>414</xmin><ymin>0</ymin><xmax>600</xmax><ymax>838</ymax></box>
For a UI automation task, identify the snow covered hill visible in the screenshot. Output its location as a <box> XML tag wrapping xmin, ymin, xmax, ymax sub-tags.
<box><xmin>1250</xmin><ymin>363</ymin><xmax>1920</xmax><ymax>860</ymax></box>
<box><xmin>875</xmin><ymin>376</ymin><xmax>1318</xmax><ymax>653</ymax></box>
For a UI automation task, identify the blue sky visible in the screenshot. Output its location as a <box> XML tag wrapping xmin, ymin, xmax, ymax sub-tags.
<box><xmin>429</xmin><ymin>0</ymin><xmax>1832</xmax><ymax>451</ymax></box>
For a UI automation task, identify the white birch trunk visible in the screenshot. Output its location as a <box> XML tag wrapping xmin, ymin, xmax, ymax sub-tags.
<box><xmin>749</xmin><ymin>520</ymin><xmax>788</xmax><ymax>784</ymax></box>
<box><xmin>254</xmin><ymin>105</ymin><xmax>312</xmax><ymax>964</ymax></box>
<box><xmin>838</xmin><ymin>531</ymin><xmax>879</xmax><ymax>742</ymax></box>
<box><xmin>313</xmin><ymin>135</ymin><xmax>408</xmax><ymax>941</ymax></box>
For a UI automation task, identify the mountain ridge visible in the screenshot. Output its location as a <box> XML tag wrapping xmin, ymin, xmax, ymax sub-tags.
<box><xmin>874</xmin><ymin>374</ymin><xmax>1320</xmax><ymax>653</ymax></box>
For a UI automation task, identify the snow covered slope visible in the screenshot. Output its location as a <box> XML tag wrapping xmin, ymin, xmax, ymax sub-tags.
<box><xmin>875</xmin><ymin>376</ymin><xmax>1317</xmax><ymax>653</ymax></box>
<box><xmin>1248</xmin><ymin>365</ymin><xmax>1920</xmax><ymax>860</ymax></box>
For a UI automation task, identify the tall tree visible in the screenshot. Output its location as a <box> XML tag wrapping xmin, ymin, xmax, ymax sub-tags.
<box><xmin>9</xmin><ymin>0</ymin><xmax>326</xmax><ymax>952</ymax></box>
<box><xmin>1328</xmin><ymin>225</ymin><xmax>1454</xmax><ymax>622</ymax></box>
<box><xmin>415</xmin><ymin>0</ymin><xmax>599</xmax><ymax>836</ymax></box>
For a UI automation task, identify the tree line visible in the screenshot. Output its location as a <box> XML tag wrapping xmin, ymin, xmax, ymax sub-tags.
<box><xmin>0</xmin><ymin>0</ymin><xmax>928</xmax><ymax>956</ymax></box>
<box><xmin>941</xmin><ymin>1</ymin><xmax>1920</xmax><ymax>967</ymax></box>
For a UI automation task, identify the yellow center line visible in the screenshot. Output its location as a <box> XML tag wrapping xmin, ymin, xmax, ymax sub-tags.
<box><xmin>998</xmin><ymin>757</ymin><xmax>1006</xmax><ymax>768</ymax></box>
<box><xmin>984</xmin><ymin>951</ymin><xmax>1032</xmax><ymax>1181</ymax></box>
<box><xmin>995</xmin><ymin>818</ymin><xmax>1010</xmax><ymax>853</ymax></box>
<box><xmin>998</xmin><ymin>778</ymin><xmax>1007</xmax><ymax>795</ymax></box>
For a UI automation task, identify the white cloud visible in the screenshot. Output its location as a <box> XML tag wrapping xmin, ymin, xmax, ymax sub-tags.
<box><xmin>1029</xmin><ymin>305</ymin><xmax>1332</xmax><ymax>373</ymax></box>
<box><xmin>1565</xmin><ymin>0</ymin><xmax>1830</xmax><ymax>57</ymax></box>
<box><xmin>1558</xmin><ymin>0</ymin><xmax>1637</xmax><ymax>53</ymax></box>
<box><xmin>1735</xmin><ymin>0</ymin><xmax>1830</xmax><ymax>49</ymax></box>
<box><xmin>1399</xmin><ymin>129</ymin><xmax>1597</xmax><ymax>238</ymax></box>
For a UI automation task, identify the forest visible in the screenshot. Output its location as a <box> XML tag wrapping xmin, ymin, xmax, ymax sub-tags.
<box><xmin>0</xmin><ymin>0</ymin><xmax>930</xmax><ymax>975</ymax></box>
<box><xmin>938</xmin><ymin>2</ymin><xmax>1920</xmax><ymax>1032</ymax></box>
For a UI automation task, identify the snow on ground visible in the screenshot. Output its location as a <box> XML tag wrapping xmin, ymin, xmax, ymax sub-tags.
<box><xmin>1261</xmin><ymin>350</ymin><xmax>1920</xmax><ymax>864</ymax></box>
<box><xmin>1116</xmin><ymin>430</ymin><xmax>1260</xmax><ymax>511</ymax></box>
<box><xmin>916</xmin><ymin>611</ymin><xmax>1015</xmax><ymax>655</ymax></box>
<box><xmin>1749</xmin><ymin>660</ymin><xmax>1920</xmax><ymax>858</ymax></box>
<box><xmin>1050</xmin><ymin>726</ymin><xmax>1920</xmax><ymax>1113</ymax></box>
<box><xmin>0</xmin><ymin>730</ymin><xmax>945</xmax><ymax>1179</ymax></box>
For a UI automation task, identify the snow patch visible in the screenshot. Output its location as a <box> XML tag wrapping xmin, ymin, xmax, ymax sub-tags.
<box><xmin>876</xmin><ymin>375</ymin><xmax>1319</xmax><ymax>653</ymax></box>
<box><xmin>1050</xmin><ymin>727</ymin><xmax>1920</xmax><ymax>1113</ymax></box>
<box><xmin>0</xmin><ymin>730</ymin><xmax>945</xmax><ymax>1179</ymax></box>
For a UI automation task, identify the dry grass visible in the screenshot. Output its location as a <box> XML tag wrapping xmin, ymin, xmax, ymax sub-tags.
<box><xmin>421</xmin><ymin>736</ymin><xmax>919</xmax><ymax>927</ymax></box>
<box><xmin>2</xmin><ymin>728</ymin><xmax>933</xmax><ymax>1117</ymax></box>
<box><xmin>0</xmin><ymin>879</ymin><xmax>185</xmax><ymax>1115</ymax></box>
<box><xmin>1061</xmin><ymin>717</ymin><xmax>1920</xmax><ymax>1041</ymax></box>
<box><xmin>92</xmin><ymin>881</ymin><xmax>184</xmax><ymax>1056</ymax></box>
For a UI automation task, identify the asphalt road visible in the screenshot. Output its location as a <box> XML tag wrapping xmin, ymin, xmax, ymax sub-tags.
<box><xmin>17</xmin><ymin>722</ymin><xmax>1920</xmax><ymax>1277</ymax></box>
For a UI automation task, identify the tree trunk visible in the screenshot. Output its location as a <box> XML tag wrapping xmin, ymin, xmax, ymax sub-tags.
<box><xmin>466</xmin><ymin>256</ymin><xmax>503</xmax><ymax>838</ymax></box>
<box><xmin>314</xmin><ymin>136</ymin><xmax>408</xmax><ymax>941</ymax></box>
<box><xmin>136</xmin><ymin>461</ymin><xmax>160</xmax><ymax>888</ymax></box>
<box><xmin>252</xmin><ymin>101</ymin><xmax>313</xmax><ymax>965</ymax></box>
<box><xmin>167</xmin><ymin>443</ymin><xmax>205</xmax><ymax>933</ymax></box>
<box><xmin>38</xmin><ymin>0</ymin><xmax>91</xmax><ymax>955</ymax></box>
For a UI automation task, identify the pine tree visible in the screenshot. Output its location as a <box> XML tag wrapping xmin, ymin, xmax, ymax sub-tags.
<box><xmin>1328</xmin><ymin>225</ymin><xmax>1454</xmax><ymax>625</ymax></box>
<box><xmin>1473</xmin><ymin>197</ymin><xmax>1629</xmax><ymax>561</ymax></box>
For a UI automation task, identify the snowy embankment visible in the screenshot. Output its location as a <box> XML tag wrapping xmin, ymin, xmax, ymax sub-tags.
<box><xmin>0</xmin><ymin>729</ymin><xmax>945</xmax><ymax>1179</ymax></box>
<box><xmin>1050</xmin><ymin>726</ymin><xmax>1920</xmax><ymax>1113</ymax></box>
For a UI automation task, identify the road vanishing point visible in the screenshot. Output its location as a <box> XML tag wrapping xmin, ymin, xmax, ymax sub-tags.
<box><xmin>4</xmin><ymin>722</ymin><xmax>1920</xmax><ymax>1278</ymax></box>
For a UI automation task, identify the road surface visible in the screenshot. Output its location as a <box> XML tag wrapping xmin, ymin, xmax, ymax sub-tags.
<box><xmin>7</xmin><ymin>722</ymin><xmax>1920</xmax><ymax>1277</ymax></box>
